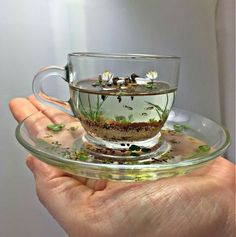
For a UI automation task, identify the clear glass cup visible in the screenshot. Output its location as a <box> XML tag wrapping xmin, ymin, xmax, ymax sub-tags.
<box><xmin>33</xmin><ymin>53</ymin><xmax>180</xmax><ymax>160</ymax></box>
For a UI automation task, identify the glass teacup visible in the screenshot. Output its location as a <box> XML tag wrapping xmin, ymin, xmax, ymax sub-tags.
<box><xmin>33</xmin><ymin>53</ymin><xmax>180</xmax><ymax>160</ymax></box>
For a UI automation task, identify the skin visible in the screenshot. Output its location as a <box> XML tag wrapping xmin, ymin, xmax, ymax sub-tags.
<box><xmin>9</xmin><ymin>96</ymin><xmax>235</xmax><ymax>237</ymax></box>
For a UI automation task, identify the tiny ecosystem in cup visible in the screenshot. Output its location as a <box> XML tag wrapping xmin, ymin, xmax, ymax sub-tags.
<box><xmin>32</xmin><ymin>53</ymin><xmax>180</xmax><ymax>161</ymax></box>
<box><xmin>14</xmin><ymin>52</ymin><xmax>229</xmax><ymax>178</ymax></box>
<box><xmin>70</xmin><ymin>70</ymin><xmax>175</xmax><ymax>143</ymax></box>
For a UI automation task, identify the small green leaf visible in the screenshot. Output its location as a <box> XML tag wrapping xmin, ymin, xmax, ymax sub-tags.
<box><xmin>198</xmin><ymin>145</ymin><xmax>210</xmax><ymax>152</ymax></box>
<box><xmin>79</xmin><ymin>155</ymin><xmax>88</xmax><ymax>161</ymax></box>
<box><xmin>173</xmin><ymin>124</ymin><xmax>184</xmax><ymax>132</ymax></box>
<box><xmin>183</xmin><ymin>124</ymin><xmax>190</xmax><ymax>129</ymax></box>
<box><xmin>92</xmin><ymin>81</ymin><xmax>101</xmax><ymax>86</ymax></box>
<box><xmin>173</xmin><ymin>123</ymin><xmax>190</xmax><ymax>132</ymax></box>
<box><xmin>146</xmin><ymin>84</ymin><xmax>154</xmax><ymax>89</ymax></box>
<box><xmin>47</xmin><ymin>124</ymin><xmax>65</xmax><ymax>132</ymax></box>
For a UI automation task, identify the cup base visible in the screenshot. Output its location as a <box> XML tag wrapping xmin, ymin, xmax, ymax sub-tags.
<box><xmin>82</xmin><ymin>133</ymin><xmax>171</xmax><ymax>162</ymax></box>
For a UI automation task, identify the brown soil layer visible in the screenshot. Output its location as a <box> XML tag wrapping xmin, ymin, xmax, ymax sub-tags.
<box><xmin>84</xmin><ymin>141</ymin><xmax>162</xmax><ymax>158</ymax></box>
<box><xmin>79</xmin><ymin>116</ymin><xmax>165</xmax><ymax>141</ymax></box>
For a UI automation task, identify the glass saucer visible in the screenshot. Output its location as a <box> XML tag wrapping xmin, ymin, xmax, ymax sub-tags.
<box><xmin>15</xmin><ymin>108</ymin><xmax>230</xmax><ymax>181</ymax></box>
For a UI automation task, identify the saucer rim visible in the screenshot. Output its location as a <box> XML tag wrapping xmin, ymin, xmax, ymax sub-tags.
<box><xmin>15</xmin><ymin>107</ymin><xmax>230</xmax><ymax>171</ymax></box>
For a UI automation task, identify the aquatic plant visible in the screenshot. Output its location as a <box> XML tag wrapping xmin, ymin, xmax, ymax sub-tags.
<box><xmin>78</xmin><ymin>94</ymin><xmax>108</xmax><ymax>121</ymax></box>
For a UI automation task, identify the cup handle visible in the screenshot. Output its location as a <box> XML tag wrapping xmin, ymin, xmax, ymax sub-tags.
<box><xmin>32</xmin><ymin>65</ymin><xmax>73</xmax><ymax>116</ymax></box>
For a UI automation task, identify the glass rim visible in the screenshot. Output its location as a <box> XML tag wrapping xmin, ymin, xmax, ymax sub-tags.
<box><xmin>68</xmin><ymin>52</ymin><xmax>181</xmax><ymax>60</ymax></box>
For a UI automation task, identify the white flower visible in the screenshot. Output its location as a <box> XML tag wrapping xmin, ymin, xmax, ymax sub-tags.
<box><xmin>146</xmin><ymin>70</ymin><xmax>158</xmax><ymax>80</ymax></box>
<box><xmin>102</xmin><ymin>70</ymin><xmax>114</xmax><ymax>81</ymax></box>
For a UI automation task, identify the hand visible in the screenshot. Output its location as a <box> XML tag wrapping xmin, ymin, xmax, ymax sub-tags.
<box><xmin>9</xmin><ymin>96</ymin><xmax>235</xmax><ymax>237</ymax></box>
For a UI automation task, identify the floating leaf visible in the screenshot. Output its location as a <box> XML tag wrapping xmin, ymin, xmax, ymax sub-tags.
<box><xmin>173</xmin><ymin>124</ymin><xmax>184</xmax><ymax>132</ymax></box>
<box><xmin>198</xmin><ymin>145</ymin><xmax>210</xmax><ymax>152</ymax></box>
<box><xmin>79</xmin><ymin>155</ymin><xmax>88</xmax><ymax>161</ymax></box>
<box><xmin>145</xmin><ymin>83</ymin><xmax>154</xmax><ymax>89</ymax></box>
<box><xmin>47</xmin><ymin>124</ymin><xmax>65</xmax><ymax>132</ymax></box>
<box><xmin>183</xmin><ymin>124</ymin><xmax>190</xmax><ymax>129</ymax></box>
<box><xmin>173</xmin><ymin>124</ymin><xmax>190</xmax><ymax>132</ymax></box>
<box><xmin>92</xmin><ymin>81</ymin><xmax>101</xmax><ymax>87</ymax></box>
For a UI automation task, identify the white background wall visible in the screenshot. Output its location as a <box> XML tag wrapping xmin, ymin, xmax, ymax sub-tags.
<box><xmin>0</xmin><ymin>1</ymin><xmax>67</xmax><ymax>236</ymax></box>
<box><xmin>0</xmin><ymin>0</ymin><xmax>234</xmax><ymax>236</ymax></box>
<box><xmin>216</xmin><ymin>0</ymin><xmax>235</xmax><ymax>163</ymax></box>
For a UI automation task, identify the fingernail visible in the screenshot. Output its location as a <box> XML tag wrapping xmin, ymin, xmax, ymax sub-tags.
<box><xmin>26</xmin><ymin>156</ymin><xmax>35</xmax><ymax>173</ymax></box>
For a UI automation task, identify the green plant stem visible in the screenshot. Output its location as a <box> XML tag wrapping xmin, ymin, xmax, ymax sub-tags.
<box><xmin>95</xmin><ymin>95</ymin><xmax>107</xmax><ymax>120</ymax></box>
<box><xmin>163</xmin><ymin>94</ymin><xmax>169</xmax><ymax>115</ymax></box>
<box><xmin>87</xmin><ymin>94</ymin><xmax>92</xmax><ymax>116</ymax></box>
<box><xmin>95</xmin><ymin>95</ymin><xmax>100</xmax><ymax>119</ymax></box>
<box><xmin>145</xmin><ymin>101</ymin><xmax>163</xmax><ymax>119</ymax></box>
<box><xmin>79</xmin><ymin>93</ymin><xmax>108</xmax><ymax>121</ymax></box>
<box><xmin>78</xmin><ymin>94</ymin><xmax>88</xmax><ymax>116</ymax></box>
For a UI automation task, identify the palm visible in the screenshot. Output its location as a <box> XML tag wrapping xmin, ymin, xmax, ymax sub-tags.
<box><xmin>10</xmin><ymin>96</ymin><xmax>235</xmax><ymax>237</ymax></box>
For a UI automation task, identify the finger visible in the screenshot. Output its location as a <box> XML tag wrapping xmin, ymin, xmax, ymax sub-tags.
<box><xmin>25</xmin><ymin>112</ymin><xmax>52</xmax><ymax>137</ymax></box>
<box><xmin>28</xmin><ymin>95</ymin><xmax>84</xmax><ymax>140</ymax></box>
<box><xmin>10</xmin><ymin>96</ymin><xmax>80</xmax><ymax>143</ymax></box>
<box><xmin>68</xmin><ymin>175</ymin><xmax>108</xmax><ymax>191</ymax></box>
<box><xmin>26</xmin><ymin>155</ymin><xmax>93</xmax><ymax>228</ymax></box>
<box><xmin>9</xmin><ymin>98</ymin><xmax>38</xmax><ymax>122</ymax></box>
<box><xmin>9</xmin><ymin>97</ymin><xmax>54</xmax><ymax>137</ymax></box>
<box><xmin>85</xmin><ymin>179</ymin><xmax>107</xmax><ymax>191</ymax></box>
<box><xmin>26</xmin><ymin>155</ymin><xmax>67</xmax><ymax>179</ymax></box>
<box><xmin>28</xmin><ymin>95</ymin><xmax>76</xmax><ymax>123</ymax></box>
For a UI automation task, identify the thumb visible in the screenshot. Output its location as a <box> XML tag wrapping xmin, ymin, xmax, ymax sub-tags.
<box><xmin>26</xmin><ymin>156</ymin><xmax>92</xmax><ymax>231</ymax></box>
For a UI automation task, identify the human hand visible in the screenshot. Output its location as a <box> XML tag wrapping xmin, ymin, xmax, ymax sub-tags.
<box><xmin>10</xmin><ymin>96</ymin><xmax>235</xmax><ymax>237</ymax></box>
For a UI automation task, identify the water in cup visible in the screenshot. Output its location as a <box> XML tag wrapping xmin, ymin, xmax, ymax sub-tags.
<box><xmin>69</xmin><ymin>74</ymin><xmax>176</xmax><ymax>143</ymax></box>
